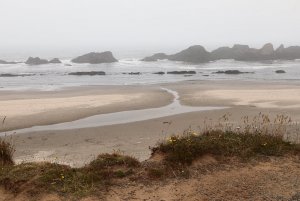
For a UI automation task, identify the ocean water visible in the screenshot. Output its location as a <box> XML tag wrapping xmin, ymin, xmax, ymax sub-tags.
<box><xmin>0</xmin><ymin>58</ymin><xmax>300</xmax><ymax>91</ymax></box>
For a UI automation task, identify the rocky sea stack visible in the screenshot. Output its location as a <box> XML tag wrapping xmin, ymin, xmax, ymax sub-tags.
<box><xmin>71</xmin><ymin>51</ymin><xmax>118</xmax><ymax>64</ymax></box>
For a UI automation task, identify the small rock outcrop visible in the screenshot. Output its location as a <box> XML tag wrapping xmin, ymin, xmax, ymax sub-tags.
<box><xmin>25</xmin><ymin>57</ymin><xmax>49</xmax><ymax>65</ymax></box>
<box><xmin>168</xmin><ymin>45</ymin><xmax>212</xmax><ymax>63</ymax></box>
<box><xmin>142</xmin><ymin>53</ymin><xmax>168</xmax><ymax>61</ymax></box>
<box><xmin>71</xmin><ymin>52</ymin><xmax>118</xmax><ymax>64</ymax></box>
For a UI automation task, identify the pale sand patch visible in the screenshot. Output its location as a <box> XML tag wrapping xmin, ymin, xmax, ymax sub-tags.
<box><xmin>201</xmin><ymin>89</ymin><xmax>300</xmax><ymax>108</ymax></box>
<box><xmin>0</xmin><ymin>94</ymin><xmax>142</xmax><ymax>117</ymax></box>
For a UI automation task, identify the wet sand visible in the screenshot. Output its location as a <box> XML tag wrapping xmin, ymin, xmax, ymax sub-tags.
<box><xmin>2</xmin><ymin>80</ymin><xmax>300</xmax><ymax>167</ymax></box>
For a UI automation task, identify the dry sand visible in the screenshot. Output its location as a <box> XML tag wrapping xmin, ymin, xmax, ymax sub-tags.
<box><xmin>1</xmin><ymin>80</ymin><xmax>300</xmax><ymax>166</ymax></box>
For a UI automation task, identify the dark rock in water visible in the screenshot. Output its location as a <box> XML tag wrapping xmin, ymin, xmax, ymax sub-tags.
<box><xmin>275</xmin><ymin>45</ymin><xmax>300</xmax><ymax>60</ymax></box>
<box><xmin>126</xmin><ymin>72</ymin><xmax>141</xmax><ymax>75</ymax></box>
<box><xmin>71</xmin><ymin>51</ymin><xmax>118</xmax><ymax>64</ymax></box>
<box><xmin>64</xmin><ymin>64</ymin><xmax>72</xmax><ymax>66</ymax></box>
<box><xmin>0</xmin><ymin>73</ymin><xmax>34</xmax><ymax>77</ymax></box>
<box><xmin>214</xmin><ymin>70</ymin><xmax>253</xmax><ymax>74</ymax></box>
<box><xmin>0</xmin><ymin>60</ymin><xmax>18</xmax><ymax>64</ymax></box>
<box><xmin>68</xmin><ymin>71</ymin><xmax>106</xmax><ymax>76</ymax></box>
<box><xmin>153</xmin><ymin>71</ymin><xmax>165</xmax><ymax>75</ymax></box>
<box><xmin>168</xmin><ymin>45</ymin><xmax>212</xmax><ymax>63</ymax></box>
<box><xmin>275</xmin><ymin>70</ymin><xmax>286</xmax><ymax>74</ymax></box>
<box><xmin>202</xmin><ymin>74</ymin><xmax>209</xmax><ymax>77</ymax></box>
<box><xmin>49</xmin><ymin>58</ymin><xmax>62</xmax><ymax>63</ymax></box>
<box><xmin>25</xmin><ymin>57</ymin><xmax>49</xmax><ymax>65</ymax></box>
<box><xmin>167</xmin><ymin>71</ymin><xmax>196</xmax><ymax>75</ymax></box>
<box><xmin>142</xmin><ymin>53</ymin><xmax>168</xmax><ymax>61</ymax></box>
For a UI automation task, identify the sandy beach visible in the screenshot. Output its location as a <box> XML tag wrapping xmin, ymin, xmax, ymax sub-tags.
<box><xmin>2</xmin><ymin>80</ymin><xmax>300</xmax><ymax>167</ymax></box>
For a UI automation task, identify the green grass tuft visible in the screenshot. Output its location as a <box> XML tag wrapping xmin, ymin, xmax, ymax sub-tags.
<box><xmin>0</xmin><ymin>138</ymin><xmax>15</xmax><ymax>166</ymax></box>
<box><xmin>87</xmin><ymin>152</ymin><xmax>140</xmax><ymax>169</ymax></box>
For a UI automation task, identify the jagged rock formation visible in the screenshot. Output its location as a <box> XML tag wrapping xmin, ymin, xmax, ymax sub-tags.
<box><xmin>71</xmin><ymin>52</ymin><xmax>118</xmax><ymax>64</ymax></box>
<box><xmin>143</xmin><ymin>43</ymin><xmax>300</xmax><ymax>63</ymax></box>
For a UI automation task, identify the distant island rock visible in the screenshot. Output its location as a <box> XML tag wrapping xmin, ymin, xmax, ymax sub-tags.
<box><xmin>0</xmin><ymin>60</ymin><xmax>19</xmax><ymax>64</ymax></box>
<box><xmin>71</xmin><ymin>52</ymin><xmax>118</xmax><ymax>64</ymax></box>
<box><xmin>49</xmin><ymin>58</ymin><xmax>62</xmax><ymax>64</ymax></box>
<box><xmin>143</xmin><ymin>43</ymin><xmax>300</xmax><ymax>63</ymax></box>
<box><xmin>141</xmin><ymin>53</ymin><xmax>168</xmax><ymax>61</ymax></box>
<box><xmin>25</xmin><ymin>57</ymin><xmax>62</xmax><ymax>65</ymax></box>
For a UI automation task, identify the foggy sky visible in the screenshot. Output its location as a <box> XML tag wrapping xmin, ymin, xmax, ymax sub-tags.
<box><xmin>0</xmin><ymin>0</ymin><xmax>300</xmax><ymax>58</ymax></box>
